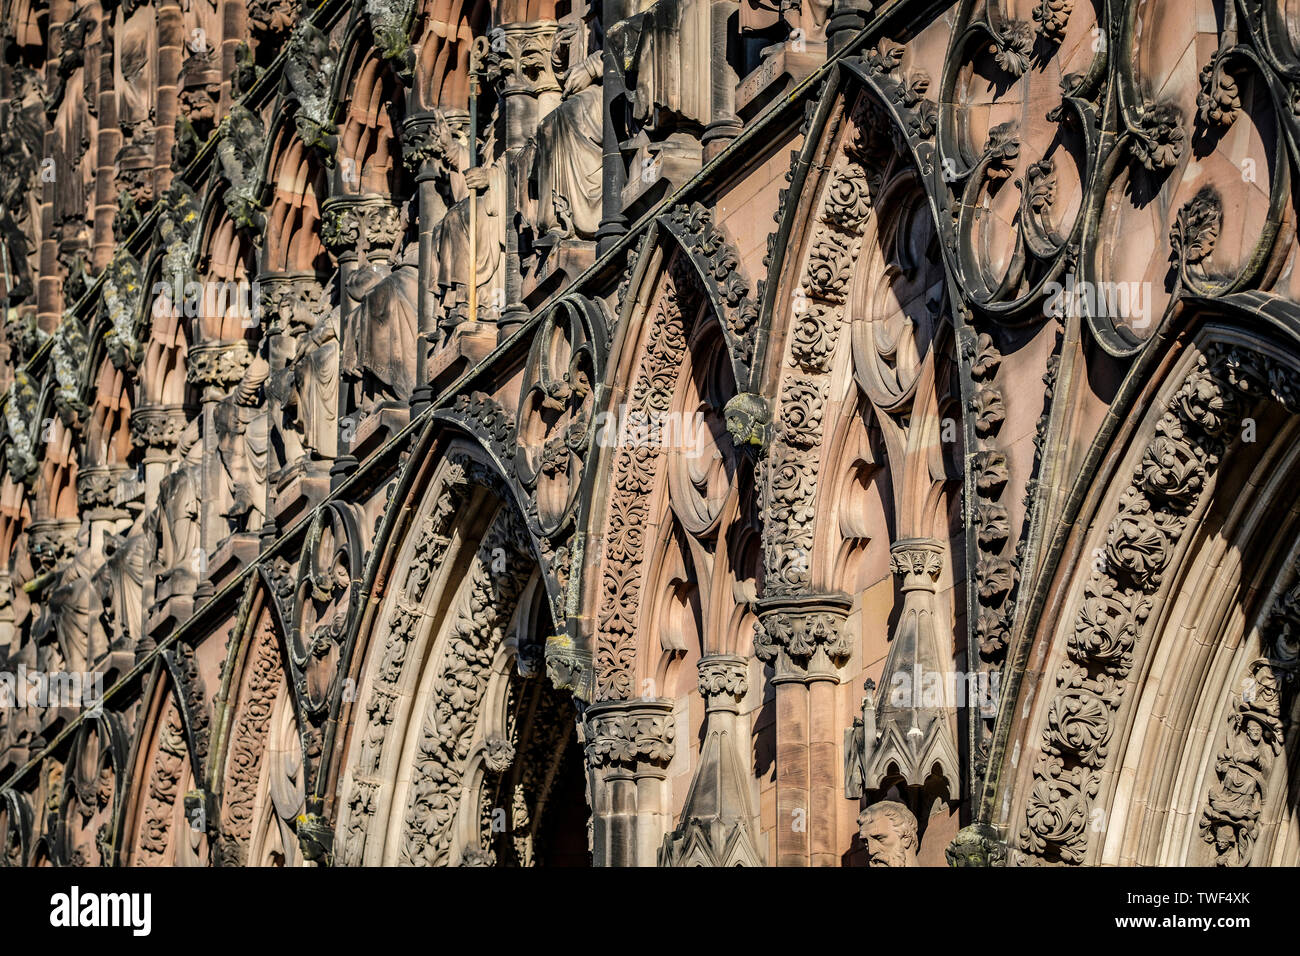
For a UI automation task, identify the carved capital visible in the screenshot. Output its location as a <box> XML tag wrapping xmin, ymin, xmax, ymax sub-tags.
<box><xmin>889</xmin><ymin>538</ymin><xmax>944</xmax><ymax>591</ymax></box>
<box><xmin>187</xmin><ymin>341</ymin><xmax>253</xmax><ymax>388</ymax></box>
<box><xmin>320</xmin><ymin>197</ymin><xmax>401</xmax><ymax>259</ymax></box>
<box><xmin>130</xmin><ymin>405</ymin><xmax>190</xmax><ymax>452</ymax></box>
<box><xmin>697</xmin><ymin>655</ymin><xmax>748</xmax><ymax>713</ymax></box>
<box><xmin>76</xmin><ymin>464</ymin><xmax>135</xmax><ymax>513</ymax></box>
<box><xmin>753</xmin><ymin>592</ymin><xmax>854</xmax><ymax>683</ymax></box>
<box><xmin>583</xmin><ymin>699</ymin><xmax>676</xmax><ymax>775</ymax></box>
<box><xmin>28</xmin><ymin>518</ymin><xmax>79</xmax><ymax>576</ymax></box>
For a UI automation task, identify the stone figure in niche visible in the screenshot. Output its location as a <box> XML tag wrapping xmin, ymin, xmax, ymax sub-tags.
<box><xmin>36</xmin><ymin>543</ymin><xmax>106</xmax><ymax>674</ymax></box>
<box><xmin>214</xmin><ymin>358</ymin><xmax>271</xmax><ymax>535</ymax></box>
<box><xmin>344</xmin><ymin>203</ymin><xmax>419</xmax><ymax>408</ymax></box>
<box><xmin>858</xmin><ymin>800</ymin><xmax>919</xmax><ymax>867</ymax></box>
<box><xmin>607</xmin><ymin>0</ymin><xmax>712</xmax><ymax>144</ymax></box>
<box><xmin>429</xmin><ymin>123</ymin><xmax>507</xmax><ymax>333</ymax></box>
<box><xmin>521</xmin><ymin>22</ymin><xmax>604</xmax><ymax>247</ymax></box>
<box><xmin>114</xmin><ymin>0</ymin><xmax>156</xmax><ymax>143</ymax></box>
<box><xmin>287</xmin><ymin>291</ymin><xmax>339</xmax><ymax>461</ymax></box>
<box><xmin>49</xmin><ymin>5</ymin><xmax>97</xmax><ymax>240</ymax></box>
<box><xmin>94</xmin><ymin>521</ymin><xmax>146</xmax><ymax>653</ymax></box>
<box><xmin>0</xmin><ymin>66</ymin><xmax>45</xmax><ymax>300</ymax></box>
<box><xmin>152</xmin><ymin>421</ymin><xmax>203</xmax><ymax>600</ymax></box>
<box><xmin>217</xmin><ymin>105</ymin><xmax>267</xmax><ymax>232</ymax></box>
<box><xmin>179</xmin><ymin>0</ymin><xmax>222</xmax><ymax>127</ymax></box>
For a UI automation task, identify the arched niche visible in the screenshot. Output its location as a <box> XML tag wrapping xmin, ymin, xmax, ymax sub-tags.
<box><xmin>262</xmin><ymin>130</ymin><xmax>330</xmax><ymax>275</ymax></box>
<box><xmin>408</xmin><ymin>0</ymin><xmax>491</xmax><ymax>113</ymax></box>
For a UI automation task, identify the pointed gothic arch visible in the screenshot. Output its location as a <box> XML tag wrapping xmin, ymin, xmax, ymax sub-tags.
<box><xmin>328</xmin><ymin>425</ymin><xmax>587</xmax><ymax>866</ymax></box>
<box><xmin>994</xmin><ymin>310</ymin><xmax>1300</xmax><ymax>866</ymax></box>
<box><xmin>207</xmin><ymin>577</ymin><xmax>306</xmax><ymax>865</ymax></box>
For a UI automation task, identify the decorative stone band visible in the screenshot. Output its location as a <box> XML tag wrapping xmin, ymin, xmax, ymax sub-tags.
<box><xmin>1017</xmin><ymin>344</ymin><xmax>1300</xmax><ymax>865</ymax></box>
<box><xmin>697</xmin><ymin>655</ymin><xmax>749</xmax><ymax>713</ymax></box>
<box><xmin>319</xmin><ymin>196</ymin><xmax>401</xmax><ymax>258</ymax></box>
<box><xmin>583</xmin><ymin>698</ymin><xmax>677</xmax><ymax>774</ymax></box>
<box><xmin>753</xmin><ymin>592</ymin><xmax>854</xmax><ymax>683</ymax></box>
<box><xmin>129</xmin><ymin>404</ymin><xmax>190</xmax><ymax>451</ymax></box>
<box><xmin>187</xmin><ymin>340</ymin><xmax>253</xmax><ymax>388</ymax></box>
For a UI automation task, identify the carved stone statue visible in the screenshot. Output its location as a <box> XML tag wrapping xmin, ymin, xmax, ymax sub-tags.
<box><xmin>344</xmin><ymin>204</ymin><xmax>419</xmax><ymax>407</ymax></box>
<box><xmin>217</xmin><ymin>105</ymin><xmax>267</xmax><ymax>232</ymax></box>
<box><xmin>607</xmin><ymin>0</ymin><xmax>712</xmax><ymax>141</ymax></box>
<box><xmin>94</xmin><ymin>527</ymin><xmax>146</xmax><ymax>654</ymax></box>
<box><xmin>285</xmin><ymin>21</ymin><xmax>339</xmax><ymax>157</ymax></box>
<box><xmin>858</xmin><ymin>800</ymin><xmax>919</xmax><ymax>867</ymax></box>
<box><xmin>37</xmin><ymin>544</ymin><xmax>105</xmax><ymax>674</ymax></box>
<box><xmin>214</xmin><ymin>358</ymin><xmax>271</xmax><ymax>535</ymax></box>
<box><xmin>50</xmin><ymin>5</ymin><xmax>98</xmax><ymax>242</ymax></box>
<box><xmin>430</xmin><ymin>143</ymin><xmax>507</xmax><ymax>332</ymax></box>
<box><xmin>522</xmin><ymin>23</ymin><xmax>604</xmax><ymax>245</ymax></box>
<box><xmin>285</xmin><ymin>287</ymin><xmax>339</xmax><ymax>461</ymax></box>
<box><xmin>152</xmin><ymin>424</ymin><xmax>204</xmax><ymax>600</ymax></box>
<box><xmin>114</xmin><ymin>0</ymin><xmax>157</xmax><ymax>142</ymax></box>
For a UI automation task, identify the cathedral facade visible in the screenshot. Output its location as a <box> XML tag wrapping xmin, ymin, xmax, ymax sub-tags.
<box><xmin>0</xmin><ymin>0</ymin><xmax>1297</xmax><ymax>868</ymax></box>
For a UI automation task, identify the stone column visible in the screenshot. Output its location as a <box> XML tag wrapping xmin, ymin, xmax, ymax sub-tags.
<box><xmin>129</xmin><ymin>405</ymin><xmax>188</xmax><ymax>515</ymax></box>
<box><xmin>596</xmin><ymin>0</ymin><xmax>631</xmax><ymax>255</ymax></box>
<box><xmin>703</xmin><ymin>1</ymin><xmax>743</xmax><ymax>162</ymax></box>
<box><xmin>154</xmin><ymin>0</ymin><xmax>184</xmax><ymax>195</ymax></box>
<box><xmin>320</xmin><ymin>197</ymin><xmax>364</xmax><ymax>485</ymax></box>
<box><xmin>583</xmin><ymin>698</ymin><xmax>676</xmax><ymax>866</ymax></box>
<box><xmin>400</xmin><ymin>112</ymin><xmax>448</xmax><ymax>413</ymax></box>
<box><xmin>495</xmin><ymin>21</ymin><xmax>560</xmax><ymax>341</ymax></box>
<box><xmin>754</xmin><ymin>592</ymin><xmax>852</xmax><ymax>866</ymax></box>
<box><xmin>92</xmin><ymin>46</ymin><xmax>119</xmax><ymax>266</ymax></box>
<box><xmin>826</xmin><ymin>0</ymin><xmax>873</xmax><ymax>55</ymax></box>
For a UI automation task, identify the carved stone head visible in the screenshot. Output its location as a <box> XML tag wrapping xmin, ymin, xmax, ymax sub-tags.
<box><xmin>944</xmin><ymin>822</ymin><xmax>1006</xmax><ymax>867</ymax></box>
<box><xmin>858</xmin><ymin>800</ymin><xmax>919</xmax><ymax>867</ymax></box>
